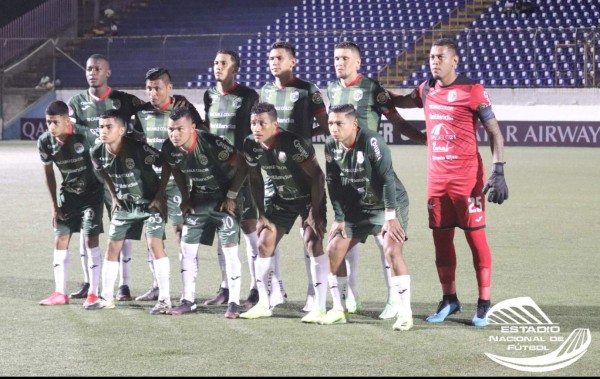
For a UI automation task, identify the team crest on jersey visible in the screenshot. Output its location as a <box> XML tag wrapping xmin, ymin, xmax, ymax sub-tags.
<box><xmin>292</xmin><ymin>154</ymin><xmax>305</xmax><ymax>162</ymax></box>
<box><xmin>290</xmin><ymin>90</ymin><xmax>299</xmax><ymax>103</ymax></box>
<box><xmin>40</xmin><ymin>151</ymin><xmax>48</xmax><ymax>160</ymax></box>
<box><xmin>278</xmin><ymin>151</ymin><xmax>287</xmax><ymax>163</ymax></box>
<box><xmin>198</xmin><ymin>154</ymin><xmax>209</xmax><ymax>165</ymax></box>
<box><xmin>447</xmin><ymin>90</ymin><xmax>457</xmax><ymax>103</ymax></box>
<box><xmin>357</xmin><ymin>151</ymin><xmax>365</xmax><ymax>164</ymax></box>
<box><xmin>74</xmin><ymin>142</ymin><xmax>85</xmax><ymax>154</ymax></box>
<box><xmin>312</xmin><ymin>92</ymin><xmax>323</xmax><ymax>104</ymax></box>
<box><xmin>217</xmin><ymin>151</ymin><xmax>230</xmax><ymax>161</ymax></box>
<box><xmin>325</xmin><ymin>153</ymin><xmax>332</xmax><ymax>163</ymax></box>
<box><xmin>144</xmin><ymin>155</ymin><xmax>156</xmax><ymax>165</ymax></box>
<box><xmin>233</xmin><ymin>97</ymin><xmax>243</xmax><ymax>109</ymax></box>
<box><xmin>377</xmin><ymin>91</ymin><xmax>391</xmax><ymax>104</ymax></box>
<box><xmin>125</xmin><ymin>158</ymin><xmax>135</xmax><ymax>169</ymax></box>
<box><xmin>353</xmin><ymin>89</ymin><xmax>364</xmax><ymax>102</ymax></box>
<box><xmin>483</xmin><ymin>90</ymin><xmax>491</xmax><ymax>105</ymax></box>
<box><xmin>112</xmin><ymin>99</ymin><xmax>121</xmax><ymax>110</ymax></box>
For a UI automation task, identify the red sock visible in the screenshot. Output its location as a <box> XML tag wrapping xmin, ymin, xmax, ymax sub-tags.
<box><xmin>465</xmin><ymin>229</ymin><xmax>492</xmax><ymax>300</ymax></box>
<box><xmin>433</xmin><ymin>229</ymin><xmax>456</xmax><ymax>295</ymax></box>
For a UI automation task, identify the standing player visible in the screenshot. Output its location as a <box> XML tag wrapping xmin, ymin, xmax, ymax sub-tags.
<box><xmin>390</xmin><ymin>38</ymin><xmax>508</xmax><ymax>326</ymax></box>
<box><xmin>161</xmin><ymin>108</ymin><xmax>249</xmax><ymax>318</ymax></box>
<box><xmin>260</xmin><ymin>40</ymin><xmax>329</xmax><ymax>312</ymax></box>
<box><xmin>327</xmin><ymin>41</ymin><xmax>426</xmax><ymax>319</ymax></box>
<box><xmin>88</xmin><ymin>110</ymin><xmax>172</xmax><ymax>314</ymax></box>
<box><xmin>132</xmin><ymin>67</ymin><xmax>205</xmax><ymax>302</ymax></box>
<box><xmin>203</xmin><ymin>50</ymin><xmax>260</xmax><ymax>308</ymax></box>
<box><xmin>37</xmin><ymin>101</ymin><xmax>104</xmax><ymax>307</ymax></box>
<box><xmin>240</xmin><ymin>103</ymin><xmax>328</xmax><ymax>323</ymax></box>
<box><xmin>67</xmin><ymin>53</ymin><xmax>144</xmax><ymax>301</ymax></box>
<box><xmin>322</xmin><ymin>104</ymin><xmax>413</xmax><ymax>331</ymax></box>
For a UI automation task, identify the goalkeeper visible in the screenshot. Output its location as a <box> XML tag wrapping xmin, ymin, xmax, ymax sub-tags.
<box><xmin>390</xmin><ymin>38</ymin><xmax>508</xmax><ymax>327</ymax></box>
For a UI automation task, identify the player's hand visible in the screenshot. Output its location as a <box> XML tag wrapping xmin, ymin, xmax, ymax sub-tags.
<box><xmin>110</xmin><ymin>197</ymin><xmax>123</xmax><ymax>218</ymax></box>
<box><xmin>180</xmin><ymin>199</ymin><xmax>194</xmax><ymax>216</ymax></box>
<box><xmin>305</xmin><ymin>209</ymin><xmax>326</xmax><ymax>240</ymax></box>
<box><xmin>257</xmin><ymin>215</ymin><xmax>275</xmax><ymax>234</ymax></box>
<box><xmin>51</xmin><ymin>206</ymin><xmax>66</xmax><ymax>229</ymax></box>
<box><xmin>483</xmin><ymin>162</ymin><xmax>509</xmax><ymax>204</ymax></box>
<box><xmin>382</xmin><ymin>218</ymin><xmax>406</xmax><ymax>243</ymax></box>
<box><xmin>219</xmin><ymin>198</ymin><xmax>238</xmax><ymax>217</ymax></box>
<box><xmin>328</xmin><ymin>221</ymin><xmax>346</xmax><ymax>241</ymax></box>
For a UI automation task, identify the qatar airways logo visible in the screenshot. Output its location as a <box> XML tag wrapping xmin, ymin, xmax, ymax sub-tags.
<box><xmin>430</xmin><ymin>123</ymin><xmax>456</xmax><ymax>153</ymax></box>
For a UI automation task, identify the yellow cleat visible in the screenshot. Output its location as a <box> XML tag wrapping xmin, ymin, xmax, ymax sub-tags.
<box><xmin>240</xmin><ymin>304</ymin><xmax>273</xmax><ymax>319</ymax></box>
<box><xmin>318</xmin><ymin>309</ymin><xmax>349</xmax><ymax>325</ymax></box>
<box><xmin>379</xmin><ymin>301</ymin><xmax>401</xmax><ymax>320</ymax></box>
<box><xmin>301</xmin><ymin>309</ymin><xmax>325</xmax><ymax>324</ymax></box>
<box><xmin>392</xmin><ymin>310</ymin><xmax>414</xmax><ymax>331</ymax></box>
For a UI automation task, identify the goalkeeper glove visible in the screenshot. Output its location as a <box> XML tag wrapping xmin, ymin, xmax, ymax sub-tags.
<box><xmin>483</xmin><ymin>162</ymin><xmax>508</xmax><ymax>204</ymax></box>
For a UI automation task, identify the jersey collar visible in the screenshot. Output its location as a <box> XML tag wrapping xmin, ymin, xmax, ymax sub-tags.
<box><xmin>89</xmin><ymin>87</ymin><xmax>112</xmax><ymax>101</ymax></box>
<box><xmin>342</xmin><ymin>74</ymin><xmax>362</xmax><ymax>88</ymax></box>
<box><xmin>184</xmin><ymin>131</ymin><xmax>199</xmax><ymax>154</ymax></box>
<box><xmin>276</xmin><ymin>77</ymin><xmax>297</xmax><ymax>90</ymax></box>
<box><xmin>261</xmin><ymin>127</ymin><xmax>280</xmax><ymax>150</ymax></box>
<box><xmin>56</xmin><ymin>124</ymin><xmax>74</xmax><ymax>144</ymax></box>
<box><xmin>157</xmin><ymin>97</ymin><xmax>173</xmax><ymax>112</ymax></box>
<box><xmin>220</xmin><ymin>83</ymin><xmax>239</xmax><ymax>95</ymax></box>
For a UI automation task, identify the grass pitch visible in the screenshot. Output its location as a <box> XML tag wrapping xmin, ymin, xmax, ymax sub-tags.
<box><xmin>0</xmin><ymin>141</ymin><xmax>598</xmax><ymax>376</ymax></box>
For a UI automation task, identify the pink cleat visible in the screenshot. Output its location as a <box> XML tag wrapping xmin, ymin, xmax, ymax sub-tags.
<box><xmin>39</xmin><ymin>292</ymin><xmax>69</xmax><ymax>306</ymax></box>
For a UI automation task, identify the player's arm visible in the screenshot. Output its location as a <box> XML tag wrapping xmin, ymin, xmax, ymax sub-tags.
<box><xmin>174</xmin><ymin>94</ymin><xmax>208</xmax><ymax>131</ymax></box>
<box><xmin>312</xmin><ymin>111</ymin><xmax>330</xmax><ymax>137</ymax></box>
<box><xmin>221</xmin><ymin>152</ymin><xmax>249</xmax><ymax>217</ymax></box>
<box><xmin>299</xmin><ymin>156</ymin><xmax>327</xmax><ymax>239</ymax></box>
<box><xmin>388</xmin><ymin>89</ymin><xmax>419</xmax><ymax>109</ymax></box>
<box><xmin>481</xmin><ymin>115</ymin><xmax>508</xmax><ymax>204</ymax></box>
<box><xmin>386</xmin><ymin>110</ymin><xmax>427</xmax><ymax>144</ymax></box>
<box><xmin>42</xmin><ymin>163</ymin><xmax>65</xmax><ymax>228</ymax></box>
<box><xmin>324</xmin><ymin>145</ymin><xmax>347</xmax><ymax>240</ymax></box>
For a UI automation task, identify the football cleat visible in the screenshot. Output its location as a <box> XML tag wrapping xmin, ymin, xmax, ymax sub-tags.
<box><xmin>240</xmin><ymin>304</ymin><xmax>272</xmax><ymax>319</ymax></box>
<box><xmin>319</xmin><ymin>309</ymin><xmax>349</xmax><ymax>325</ymax></box>
<box><xmin>84</xmin><ymin>297</ymin><xmax>115</xmax><ymax>310</ymax></box>
<box><xmin>379</xmin><ymin>301</ymin><xmax>401</xmax><ymax>320</ymax></box>
<box><xmin>426</xmin><ymin>296</ymin><xmax>462</xmax><ymax>323</ymax></box>
<box><xmin>167</xmin><ymin>299</ymin><xmax>197</xmax><ymax>316</ymax></box>
<box><xmin>346</xmin><ymin>298</ymin><xmax>363</xmax><ymax>314</ymax></box>
<box><xmin>203</xmin><ymin>287</ymin><xmax>229</xmax><ymax>305</ymax></box>
<box><xmin>149</xmin><ymin>299</ymin><xmax>172</xmax><ymax>315</ymax></box>
<box><xmin>39</xmin><ymin>292</ymin><xmax>69</xmax><ymax>306</ymax></box>
<box><xmin>392</xmin><ymin>310</ymin><xmax>414</xmax><ymax>331</ymax></box>
<box><xmin>242</xmin><ymin>288</ymin><xmax>259</xmax><ymax>309</ymax></box>
<box><xmin>224</xmin><ymin>302</ymin><xmax>241</xmax><ymax>319</ymax></box>
<box><xmin>301</xmin><ymin>309</ymin><xmax>325</xmax><ymax>324</ymax></box>
<box><xmin>83</xmin><ymin>293</ymin><xmax>99</xmax><ymax>308</ymax></box>
<box><xmin>472</xmin><ymin>299</ymin><xmax>491</xmax><ymax>327</ymax></box>
<box><xmin>69</xmin><ymin>282</ymin><xmax>89</xmax><ymax>299</ymax></box>
<box><xmin>302</xmin><ymin>293</ymin><xmax>316</xmax><ymax>313</ymax></box>
<box><xmin>135</xmin><ymin>286</ymin><xmax>159</xmax><ymax>301</ymax></box>
<box><xmin>116</xmin><ymin>285</ymin><xmax>132</xmax><ymax>301</ymax></box>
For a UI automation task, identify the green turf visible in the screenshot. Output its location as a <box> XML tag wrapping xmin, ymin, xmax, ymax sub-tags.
<box><xmin>0</xmin><ymin>141</ymin><xmax>598</xmax><ymax>376</ymax></box>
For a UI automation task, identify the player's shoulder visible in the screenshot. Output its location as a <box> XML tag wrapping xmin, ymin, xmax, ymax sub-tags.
<box><xmin>453</xmin><ymin>74</ymin><xmax>481</xmax><ymax>87</ymax></box>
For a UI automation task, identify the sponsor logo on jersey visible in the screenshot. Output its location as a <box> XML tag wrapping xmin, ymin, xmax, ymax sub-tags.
<box><xmin>74</xmin><ymin>143</ymin><xmax>85</xmax><ymax>154</ymax></box>
<box><xmin>370</xmin><ymin>137</ymin><xmax>382</xmax><ymax>161</ymax></box>
<box><xmin>125</xmin><ymin>158</ymin><xmax>135</xmax><ymax>170</ymax></box>
<box><xmin>353</xmin><ymin>89</ymin><xmax>364</xmax><ymax>102</ymax></box>
<box><xmin>293</xmin><ymin>139</ymin><xmax>310</xmax><ymax>159</ymax></box>
<box><xmin>198</xmin><ymin>154</ymin><xmax>209</xmax><ymax>165</ymax></box>
<box><xmin>447</xmin><ymin>90</ymin><xmax>457</xmax><ymax>102</ymax></box>
<box><xmin>215</xmin><ymin>138</ymin><xmax>234</xmax><ymax>153</ymax></box>
<box><xmin>233</xmin><ymin>97</ymin><xmax>243</xmax><ymax>109</ymax></box>
<box><xmin>290</xmin><ymin>90</ymin><xmax>300</xmax><ymax>103</ymax></box>
<box><xmin>278</xmin><ymin>151</ymin><xmax>287</xmax><ymax>163</ymax></box>
<box><xmin>377</xmin><ymin>91</ymin><xmax>391</xmax><ymax>104</ymax></box>
<box><xmin>430</xmin><ymin>123</ymin><xmax>457</xmax><ymax>153</ymax></box>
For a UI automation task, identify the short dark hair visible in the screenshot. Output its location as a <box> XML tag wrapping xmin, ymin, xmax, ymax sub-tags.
<box><xmin>100</xmin><ymin>109</ymin><xmax>126</xmax><ymax>127</ymax></box>
<box><xmin>432</xmin><ymin>38</ymin><xmax>458</xmax><ymax>55</ymax></box>
<box><xmin>45</xmin><ymin>101</ymin><xmax>69</xmax><ymax>116</ymax></box>
<box><xmin>169</xmin><ymin>107</ymin><xmax>192</xmax><ymax>122</ymax></box>
<box><xmin>87</xmin><ymin>53</ymin><xmax>110</xmax><ymax>67</ymax></box>
<box><xmin>270</xmin><ymin>40</ymin><xmax>296</xmax><ymax>57</ymax></box>
<box><xmin>329</xmin><ymin>104</ymin><xmax>356</xmax><ymax>119</ymax></box>
<box><xmin>145</xmin><ymin>67</ymin><xmax>172</xmax><ymax>83</ymax></box>
<box><xmin>335</xmin><ymin>41</ymin><xmax>361</xmax><ymax>56</ymax></box>
<box><xmin>251</xmin><ymin>102</ymin><xmax>278</xmax><ymax>122</ymax></box>
<box><xmin>217</xmin><ymin>49</ymin><xmax>241</xmax><ymax>70</ymax></box>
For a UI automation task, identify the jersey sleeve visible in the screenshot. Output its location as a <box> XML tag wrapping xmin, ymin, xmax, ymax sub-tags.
<box><xmin>89</xmin><ymin>144</ymin><xmax>104</xmax><ymax>172</ymax></box>
<box><xmin>470</xmin><ymin>83</ymin><xmax>496</xmax><ymax>122</ymax></box>
<box><xmin>204</xmin><ymin>132</ymin><xmax>237</xmax><ymax>167</ymax></box>
<box><xmin>67</xmin><ymin>96</ymin><xmax>84</xmax><ymax>125</ymax></box>
<box><xmin>140</xmin><ymin>142</ymin><xmax>162</xmax><ymax>168</ymax></box>
<box><xmin>308</xmin><ymin>83</ymin><xmax>326</xmax><ymax>117</ymax></box>
<box><xmin>37</xmin><ymin>135</ymin><xmax>53</xmax><ymax>165</ymax></box>
<box><xmin>287</xmin><ymin>134</ymin><xmax>316</xmax><ymax>167</ymax></box>
<box><xmin>368</xmin><ymin>134</ymin><xmax>397</xmax><ymax>208</ymax></box>
<box><xmin>242</xmin><ymin>137</ymin><xmax>259</xmax><ymax>167</ymax></box>
<box><xmin>410</xmin><ymin>83</ymin><xmax>425</xmax><ymax>108</ymax></box>
<box><xmin>203</xmin><ymin>90</ymin><xmax>212</xmax><ymax>127</ymax></box>
<box><xmin>324</xmin><ymin>141</ymin><xmax>345</xmax><ymax>222</ymax></box>
<box><xmin>371</xmin><ymin>81</ymin><xmax>395</xmax><ymax>117</ymax></box>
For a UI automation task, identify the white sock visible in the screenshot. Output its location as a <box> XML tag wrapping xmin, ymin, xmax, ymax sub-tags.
<box><xmin>300</xmin><ymin>228</ymin><xmax>315</xmax><ymax>296</ymax></box>
<box><xmin>53</xmin><ymin>249</ymin><xmax>69</xmax><ymax>295</ymax></box>
<box><xmin>147</xmin><ymin>250</ymin><xmax>158</xmax><ymax>288</ymax></box>
<box><xmin>223</xmin><ymin>245</ymin><xmax>242</xmax><ymax>304</ymax></box>
<box><xmin>101</xmin><ymin>259</ymin><xmax>119</xmax><ymax>301</ymax></box>
<box><xmin>79</xmin><ymin>234</ymin><xmax>90</xmax><ymax>283</ymax></box>
<box><xmin>243</xmin><ymin>231</ymin><xmax>258</xmax><ymax>290</ymax></box>
<box><xmin>118</xmin><ymin>239</ymin><xmax>132</xmax><ymax>287</ymax></box>
<box><xmin>374</xmin><ymin>234</ymin><xmax>393</xmax><ymax>302</ymax></box>
<box><xmin>310</xmin><ymin>254</ymin><xmax>329</xmax><ymax>312</ymax></box>
<box><xmin>153</xmin><ymin>256</ymin><xmax>171</xmax><ymax>303</ymax></box>
<box><xmin>397</xmin><ymin>275</ymin><xmax>412</xmax><ymax>312</ymax></box>
<box><xmin>328</xmin><ymin>273</ymin><xmax>347</xmax><ymax>311</ymax></box>
<box><xmin>87</xmin><ymin>246</ymin><xmax>102</xmax><ymax>296</ymax></box>
<box><xmin>180</xmin><ymin>242</ymin><xmax>199</xmax><ymax>302</ymax></box>
<box><xmin>272</xmin><ymin>244</ymin><xmax>285</xmax><ymax>296</ymax></box>
<box><xmin>255</xmin><ymin>256</ymin><xmax>274</xmax><ymax>309</ymax></box>
<box><xmin>345</xmin><ymin>245</ymin><xmax>359</xmax><ymax>302</ymax></box>
<box><xmin>217</xmin><ymin>241</ymin><xmax>228</xmax><ymax>289</ymax></box>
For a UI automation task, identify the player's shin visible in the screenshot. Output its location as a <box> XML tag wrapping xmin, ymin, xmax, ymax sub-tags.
<box><xmin>223</xmin><ymin>245</ymin><xmax>242</xmax><ymax>304</ymax></box>
<box><xmin>180</xmin><ymin>242</ymin><xmax>199</xmax><ymax>302</ymax></box>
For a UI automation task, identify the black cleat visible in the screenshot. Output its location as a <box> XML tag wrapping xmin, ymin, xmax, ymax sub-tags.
<box><xmin>116</xmin><ymin>285</ymin><xmax>132</xmax><ymax>301</ymax></box>
<box><xmin>243</xmin><ymin>288</ymin><xmax>259</xmax><ymax>309</ymax></box>
<box><xmin>69</xmin><ymin>282</ymin><xmax>90</xmax><ymax>299</ymax></box>
<box><xmin>203</xmin><ymin>287</ymin><xmax>229</xmax><ymax>305</ymax></box>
